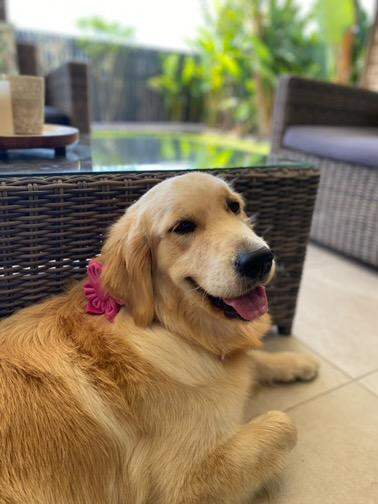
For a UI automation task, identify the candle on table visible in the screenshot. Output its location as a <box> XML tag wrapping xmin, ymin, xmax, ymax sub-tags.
<box><xmin>0</xmin><ymin>79</ymin><xmax>14</xmax><ymax>135</ymax></box>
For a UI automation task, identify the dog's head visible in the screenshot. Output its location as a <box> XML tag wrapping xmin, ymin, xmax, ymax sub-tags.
<box><xmin>101</xmin><ymin>173</ymin><xmax>274</xmax><ymax>355</ymax></box>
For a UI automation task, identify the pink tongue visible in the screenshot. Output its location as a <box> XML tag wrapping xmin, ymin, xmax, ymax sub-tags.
<box><xmin>223</xmin><ymin>286</ymin><xmax>268</xmax><ymax>321</ymax></box>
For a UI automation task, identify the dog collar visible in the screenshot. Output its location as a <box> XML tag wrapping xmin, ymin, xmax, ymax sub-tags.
<box><xmin>83</xmin><ymin>259</ymin><xmax>124</xmax><ymax>322</ymax></box>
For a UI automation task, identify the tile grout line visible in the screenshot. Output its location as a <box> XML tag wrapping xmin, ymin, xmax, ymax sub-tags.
<box><xmin>358</xmin><ymin>382</ymin><xmax>378</xmax><ymax>398</ymax></box>
<box><xmin>267</xmin><ymin>335</ymin><xmax>378</xmax><ymax>410</ymax></box>
<box><xmin>342</xmin><ymin>369</ymin><xmax>378</xmax><ymax>395</ymax></box>
<box><xmin>354</xmin><ymin>368</ymin><xmax>378</xmax><ymax>398</ymax></box>
<box><xmin>295</xmin><ymin>336</ymin><xmax>378</xmax><ymax>386</ymax></box>
<box><xmin>284</xmin><ymin>378</ymin><xmax>378</xmax><ymax>413</ymax></box>
<box><xmin>353</xmin><ymin>368</ymin><xmax>378</xmax><ymax>381</ymax></box>
<box><xmin>284</xmin><ymin>380</ymin><xmax>355</xmax><ymax>413</ymax></box>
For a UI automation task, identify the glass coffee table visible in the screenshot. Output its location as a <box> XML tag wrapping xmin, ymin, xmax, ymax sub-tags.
<box><xmin>1</xmin><ymin>131</ymin><xmax>308</xmax><ymax>175</ymax></box>
<box><xmin>0</xmin><ymin>132</ymin><xmax>319</xmax><ymax>336</ymax></box>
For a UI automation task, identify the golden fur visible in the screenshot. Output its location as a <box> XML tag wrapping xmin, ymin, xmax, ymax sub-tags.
<box><xmin>0</xmin><ymin>173</ymin><xmax>318</xmax><ymax>503</ymax></box>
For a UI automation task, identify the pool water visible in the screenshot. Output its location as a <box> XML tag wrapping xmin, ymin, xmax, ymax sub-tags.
<box><xmin>91</xmin><ymin>130</ymin><xmax>269</xmax><ymax>171</ymax></box>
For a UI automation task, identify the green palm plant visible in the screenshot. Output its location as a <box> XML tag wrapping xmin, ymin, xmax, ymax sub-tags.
<box><xmin>195</xmin><ymin>0</ymin><xmax>321</xmax><ymax>135</ymax></box>
<box><xmin>149</xmin><ymin>54</ymin><xmax>203</xmax><ymax>121</ymax></box>
<box><xmin>149</xmin><ymin>54</ymin><xmax>183</xmax><ymax>120</ymax></box>
<box><xmin>313</xmin><ymin>0</ymin><xmax>356</xmax><ymax>83</ymax></box>
<box><xmin>240</xmin><ymin>0</ymin><xmax>322</xmax><ymax>135</ymax></box>
<box><xmin>351</xmin><ymin>0</ymin><xmax>370</xmax><ymax>84</ymax></box>
<box><xmin>313</xmin><ymin>0</ymin><xmax>370</xmax><ymax>84</ymax></box>
<box><xmin>191</xmin><ymin>1</ymin><xmax>246</xmax><ymax>127</ymax></box>
<box><xmin>150</xmin><ymin>0</ymin><xmax>370</xmax><ymax>135</ymax></box>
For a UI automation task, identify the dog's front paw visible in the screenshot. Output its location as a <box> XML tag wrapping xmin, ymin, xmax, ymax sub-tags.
<box><xmin>275</xmin><ymin>352</ymin><xmax>319</xmax><ymax>383</ymax></box>
<box><xmin>252</xmin><ymin>410</ymin><xmax>297</xmax><ymax>450</ymax></box>
<box><xmin>289</xmin><ymin>353</ymin><xmax>319</xmax><ymax>382</ymax></box>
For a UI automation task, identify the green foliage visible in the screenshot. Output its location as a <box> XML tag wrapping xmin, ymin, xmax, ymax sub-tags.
<box><xmin>351</xmin><ymin>0</ymin><xmax>370</xmax><ymax>84</ymax></box>
<box><xmin>190</xmin><ymin>1</ymin><xmax>247</xmax><ymax>126</ymax></box>
<box><xmin>149</xmin><ymin>54</ymin><xmax>183</xmax><ymax>120</ymax></box>
<box><xmin>256</xmin><ymin>0</ymin><xmax>321</xmax><ymax>79</ymax></box>
<box><xmin>242</xmin><ymin>0</ymin><xmax>323</xmax><ymax>133</ymax></box>
<box><xmin>313</xmin><ymin>0</ymin><xmax>356</xmax><ymax>80</ymax></box>
<box><xmin>83</xmin><ymin>3</ymin><xmax>370</xmax><ymax>134</ymax></box>
<box><xmin>149</xmin><ymin>54</ymin><xmax>203</xmax><ymax>121</ymax></box>
<box><xmin>149</xmin><ymin>0</ymin><xmax>325</xmax><ymax>133</ymax></box>
<box><xmin>314</xmin><ymin>0</ymin><xmax>355</xmax><ymax>45</ymax></box>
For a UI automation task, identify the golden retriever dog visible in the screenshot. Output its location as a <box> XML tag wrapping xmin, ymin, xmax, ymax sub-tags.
<box><xmin>0</xmin><ymin>173</ymin><xmax>318</xmax><ymax>504</ymax></box>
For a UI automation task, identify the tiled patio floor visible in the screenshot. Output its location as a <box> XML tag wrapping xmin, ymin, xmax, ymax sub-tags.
<box><xmin>251</xmin><ymin>244</ymin><xmax>378</xmax><ymax>504</ymax></box>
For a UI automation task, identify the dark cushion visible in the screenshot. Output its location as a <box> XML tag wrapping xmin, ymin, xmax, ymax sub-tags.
<box><xmin>283</xmin><ymin>126</ymin><xmax>378</xmax><ymax>168</ymax></box>
<box><xmin>44</xmin><ymin>106</ymin><xmax>70</xmax><ymax>126</ymax></box>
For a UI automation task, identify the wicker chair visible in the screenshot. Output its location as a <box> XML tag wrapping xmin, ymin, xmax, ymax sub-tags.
<box><xmin>271</xmin><ymin>75</ymin><xmax>378</xmax><ymax>268</ymax></box>
<box><xmin>0</xmin><ymin>167</ymin><xmax>320</xmax><ymax>335</ymax></box>
<box><xmin>0</xmin><ymin>1</ymin><xmax>90</xmax><ymax>134</ymax></box>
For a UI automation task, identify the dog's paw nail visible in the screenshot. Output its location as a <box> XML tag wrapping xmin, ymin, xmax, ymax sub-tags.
<box><xmin>295</xmin><ymin>355</ymin><xmax>319</xmax><ymax>381</ymax></box>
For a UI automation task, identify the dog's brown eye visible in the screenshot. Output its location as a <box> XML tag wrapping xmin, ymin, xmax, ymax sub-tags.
<box><xmin>171</xmin><ymin>220</ymin><xmax>197</xmax><ymax>234</ymax></box>
<box><xmin>227</xmin><ymin>199</ymin><xmax>240</xmax><ymax>214</ymax></box>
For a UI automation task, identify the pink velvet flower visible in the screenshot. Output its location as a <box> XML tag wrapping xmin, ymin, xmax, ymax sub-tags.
<box><xmin>83</xmin><ymin>259</ymin><xmax>124</xmax><ymax>322</ymax></box>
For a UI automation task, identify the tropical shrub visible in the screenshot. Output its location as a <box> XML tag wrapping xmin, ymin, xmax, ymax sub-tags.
<box><xmin>313</xmin><ymin>0</ymin><xmax>371</xmax><ymax>84</ymax></box>
<box><xmin>149</xmin><ymin>54</ymin><xmax>203</xmax><ymax>122</ymax></box>
<box><xmin>150</xmin><ymin>0</ymin><xmax>371</xmax><ymax>136</ymax></box>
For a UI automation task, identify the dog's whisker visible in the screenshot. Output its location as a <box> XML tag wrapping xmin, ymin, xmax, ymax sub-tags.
<box><xmin>187</xmin><ymin>284</ymin><xmax>202</xmax><ymax>295</ymax></box>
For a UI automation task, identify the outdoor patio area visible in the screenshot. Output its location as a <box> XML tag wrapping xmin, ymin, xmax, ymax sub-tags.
<box><xmin>0</xmin><ymin>0</ymin><xmax>377</xmax><ymax>501</ymax></box>
<box><xmin>251</xmin><ymin>244</ymin><xmax>378</xmax><ymax>504</ymax></box>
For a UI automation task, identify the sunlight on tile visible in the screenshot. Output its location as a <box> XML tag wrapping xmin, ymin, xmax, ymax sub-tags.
<box><xmin>255</xmin><ymin>383</ymin><xmax>378</xmax><ymax>504</ymax></box>
<box><xmin>294</xmin><ymin>245</ymin><xmax>378</xmax><ymax>378</ymax></box>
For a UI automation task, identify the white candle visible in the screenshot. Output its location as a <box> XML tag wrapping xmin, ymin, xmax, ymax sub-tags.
<box><xmin>0</xmin><ymin>80</ymin><xmax>14</xmax><ymax>136</ymax></box>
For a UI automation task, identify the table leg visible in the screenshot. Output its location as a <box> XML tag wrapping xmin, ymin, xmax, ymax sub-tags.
<box><xmin>278</xmin><ymin>323</ymin><xmax>292</xmax><ymax>336</ymax></box>
<box><xmin>55</xmin><ymin>147</ymin><xmax>66</xmax><ymax>157</ymax></box>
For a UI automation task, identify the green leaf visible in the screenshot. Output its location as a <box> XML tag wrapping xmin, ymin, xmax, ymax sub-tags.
<box><xmin>182</xmin><ymin>57</ymin><xmax>197</xmax><ymax>85</ymax></box>
<box><xmin>220</xmin><ymin>53</ymin><xmax>241</xmax><ymax>77</ymax></box>
<box><xmin>250</xmin><ymin>35</ymin><xmax>273</xmax><ymax>65</ymax></box>
<box><xmin>313</xmin><ymin>0</ymin><xmax>356</xmax><ymax>45</ymax></box>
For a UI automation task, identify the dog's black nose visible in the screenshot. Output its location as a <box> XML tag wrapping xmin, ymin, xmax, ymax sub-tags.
<box><xmin>235</xmin><ymin>247</ymin><xmax>274</xmax><ymax>280</ymax></box>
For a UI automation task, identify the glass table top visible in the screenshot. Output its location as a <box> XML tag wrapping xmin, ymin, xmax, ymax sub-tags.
<box><xmin>0</xmin><ymin>130</ymin><xmax>311</xmax><ymax>177</ymax></box>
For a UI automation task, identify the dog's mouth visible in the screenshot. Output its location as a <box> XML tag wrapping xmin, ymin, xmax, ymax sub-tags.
<box><xmin>187</xmin><ymin>278</ymin><xmax>268</xmax><ymax>322</ymax></box>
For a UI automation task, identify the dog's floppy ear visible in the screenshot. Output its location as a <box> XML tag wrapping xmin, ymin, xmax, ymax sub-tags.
<box><xmin>100</xmin><ymin>207</ymin><xmax>154</xmax><ymax>326</ymax></box>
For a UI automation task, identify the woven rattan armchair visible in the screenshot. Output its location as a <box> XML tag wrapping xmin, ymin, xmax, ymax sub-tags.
<box><xmin>271</xmin><ymin>75</ymin><xmax>378</xmax><ymax>268</ymax></box>
<box><xmin>0</xmin><ymin>1</ymin><xmax>90</xmax><ymax>133</ymax></box>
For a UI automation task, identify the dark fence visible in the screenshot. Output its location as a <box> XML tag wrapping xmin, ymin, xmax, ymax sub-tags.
<box><xmin>16</xmin><ymin>30</ymin><xmax>192</xmax><ymax>123</ymax></box>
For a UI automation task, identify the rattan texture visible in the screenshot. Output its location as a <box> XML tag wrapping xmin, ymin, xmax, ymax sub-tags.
<box><xmin>272</xmin><ymin>75</ymin><xmax>378</xmax><ymax>151</ymax></box>
<box><xmin>0</xmin><ymin>168</ymin><xmax>319</xmax><ymax>334</ymax></box>
<box><xmin>272</xmin><ymin>75</ymin><xmax>378</xmax><ymax>268</ymax></box>
<box><xmin>271</xmin><ymin>150</ymin><xmax>378</xmax><ymax>267</ymax></box>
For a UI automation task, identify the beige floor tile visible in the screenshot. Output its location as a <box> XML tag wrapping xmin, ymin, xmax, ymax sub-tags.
<box><xmin>245</xmin><ymin>335</ymin><xmax>350</xmax><ymax>418</ymax></box>
<box><xmin>255</xmin><ymin>383</ymin><xmax>378</xmax><ymax>504</ymax></box>
<box><xmin>294</xmin><ymin>245</ymin><xmax>378</xmax><ymax>378</ymax></box>
<box><xmin>359</xmin><ymin>371</ymin><xmax>378</xmax><ymax>396</ymax></box>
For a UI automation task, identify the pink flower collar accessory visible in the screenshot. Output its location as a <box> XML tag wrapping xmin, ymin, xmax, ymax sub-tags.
<box><xmin>83</xmin><ymin>259</ymin><xmax>124</xmax><ymax>322</ymax></box>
